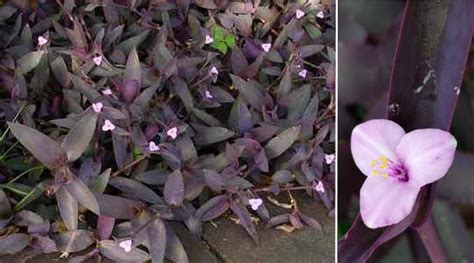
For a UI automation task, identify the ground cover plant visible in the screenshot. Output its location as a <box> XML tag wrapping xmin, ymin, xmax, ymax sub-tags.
<box><xmin>0</xmin><ymin>0</ymin><xmax>334</xmax><ymax>261</ymax></box>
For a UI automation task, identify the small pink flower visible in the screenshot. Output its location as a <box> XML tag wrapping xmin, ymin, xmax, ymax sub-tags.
<box><xmin>119</xmin><ymin>239</ymin><xmax>132</xmax><ymax>252</ymax></box>
<box><xmin>93</xmin><ymin>55</ymin><xmax>103</xmax><ymax>66</ymax></box>
<box><xmin>261</xmin><ymin>43</ymin><xmax>272</xmax><ymax>52</ymax></box>
<box><xmin>248</xmin><ymin>198</ymin><xmax>263</xmax><ymax>211</ymax></box>
<box><xmin>148</xmin><ymin>141</ymin><xmax>160</xmax><ymax>152</ymax></box>
<box><xmin>313</xmin><ymin>181</ymin><xmax>325</xmax><ymax>193</ymax></box>
<box><xmin>325</xmin><ymin>154</ymin><xmax>335</xmax><ymax>164</ymax></box>
<box><xmin>38</xmin><ymin>36</ymin><xmax>48</xmax><ymax>46</ymax></box>
<box><xmin>102</xmin><ymin>88</ymin><xmax>113</xmax><ymax>96</ymax></box>
<box><xmin>102</xmin><ymin>119</ymin><xmax>115</xmax><ymax>132</ymax></box>
<box><xmin>205</xmin><ymin>35</ymin><xmax>214</xmax><ymax>44</ymax></box>
<box><xmin>210</xmin><ymin>66</ymin><xmax>219</xmax><ymax>75</ymax></box>
<box><xmin>317</xmin><ymin>10</ymin><xmax>325</xmax><ymax>19</ymax></box>
<box><xmin>296</xmin><ymin>9</ymin><xmax>305</xmax><ymax>19</ymax></box>
<box><xmin>92</xmin><ymin>102</ymin><xmax>103</xmax><ymax>113</ymax></box>
<box><xmin>351</xmin><ymin>119</ymin><xmax>457</xmax><ymax>229</ymax></box>
<box><xmin>205</xmin><ymin>90</ymin><xmax>213</xmax><ymax>99</ymax></box>
<box><xmin>298</xmin><ymin>69</ymin><xmax>308</xmax><ymax>78</ymax></box>
<box><xmin>167</xmin><ymin>127</ymin><xmax>178</xmax><ymax>139</ymax></box>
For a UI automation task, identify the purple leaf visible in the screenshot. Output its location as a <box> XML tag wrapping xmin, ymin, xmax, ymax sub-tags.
<box><xmin>124</xmin><ymin>47</ymin><xmax>142</xmax><ymax>86</ymax></box>
<box><xmin>299</xmin><ymin>213</ymin><xmax>323</xmax><ymax>232</ymax></box>
<box><xmin>253</xmin><ymin>148</ymin><xmax>269</xmax><ymax>172</ymax></box>
<box><xmin>164</xmin><ymin>170</ymin><xmax>185</xmax><ymax>206</ymax></box>
<box><xmin>65</xmin><ymin>174</ymin><xmax>100</xmax><ymax>215</ymax></box>
<box><xmin>94</xmin><ymin>193</ymin><xmax>140</xmax><ymax>219</ymax></box>
<box><xmin>193</xmin><ymin>126</ymin><xmax>235</xmax><ymax>146</ymax></box>
<box><xmin>97</xmin><ymin>215</ymin><xmax>115</xmax><ymax>240</ymax></box>
<box><xmin>56</xmin><ymin>187</ymin><xmax>78</xmax><ymax>231</ymax></box>
<box><xmin>61</xmin><ymin>112</ymin><xmax>98</xmax><ymax>162</ymax></box>
<box><xmin>195</xmin><ymin>195</ymin><xmax>230</xmax><ymax>221</ymax></box>
<box><xmin>0</xmin><ymin>233</ymin><xmax>30</xmax><ymax>255</ymax></box>
<box><xmin>266</xmin><ymin>214</ymin><xmax>290</xmax><ymax>229</ymax></box>
<box><xmin>228</xmin><ymin>98</ymin><xmax>253</xmax><ymax>135</ymax></box>
<box><xmin>230</xmin><ymin>200</ymin><xmax>258</xmax><ymax>242</ymax></box>
<box><xmin>134</xmin><ymin>169</ymin><xmax>169</xmax><ymax>185</ymax></box>
<box><xmin>17</xmin><ymin>51</ymin><xmax>44</xmax><ymax>74</ymax></box>
<box><xmin>165</xmin><ymin>225</ymin><xmax>189</xmax><ymax>263</ymax></box>
<box><xmin>31</xmin><ymin>234</ymin><xmax>57</xmax><ymax>253</ymax></box>
<box><xmin>230</xmin><ymin>74</ymin><xmax>265</xmax><ymax>111</ymax></box>
<box><xmin>99</xmin><ymin>240</ymin><xmax>151</xmax><ymax>262</ymax></box>
<box><xmin>264</xmin><ymin>126</ymin><xmax>300</xmax><ymax>159</ymax></box>
<box><xmin>0</xmin><ymin>190</ymin><xmax>12</xmax><ymax>228</ymax></box>
<box><xmin>122</xmin><ymin>80</ymin><xmax>140</xmax><ymax>104</ymax></box>
<box><xmin>203</xmin><ymin>169</ymin><xmax>225</xmax><ymax>192</ymax></box>
<box><xmin>7</xmin><ymin>122</ymin><xmax>67</xmax><ymax>169</ymax></box>
<box><xmin>147</xmin><ymin>218</ymin><xmax>167</xmax><ymax>263</ymax></box>
<box><xmin>53</xmin><ymin>230</ymin><xmax>94</xmax><ymax>253</ymax></box>
<box><xmin>109</xmin><ymin>176</ymin><xmax>163</xmax><ymax>204</ymax></box>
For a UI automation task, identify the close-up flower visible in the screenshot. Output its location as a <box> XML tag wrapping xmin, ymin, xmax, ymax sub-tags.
<box><xmin>351</xmin><ymin>119</ymin><xmax>456</xmax><ymax>229</ymax></box>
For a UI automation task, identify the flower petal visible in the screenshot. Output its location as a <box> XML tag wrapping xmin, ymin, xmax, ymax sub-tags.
<box><xmin>360</xmin><ymin>176</ymin><xmax>420</xmax><ymax>229</ymax></box>
<box><xmin>396</xmin><ymin>129</ymin><xmax>457</xmax><ymax>187</ymax></box>
<box><xmin>351</xmin><ymin>119</ymin><xmax>406</xmax><ymax>176</ymax></box>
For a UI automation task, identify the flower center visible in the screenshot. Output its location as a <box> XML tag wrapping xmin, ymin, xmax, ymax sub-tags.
<box><xmin>370</xmin><ymin>156</ymin><xmax>408</xmax><ymax>182</ymax></box>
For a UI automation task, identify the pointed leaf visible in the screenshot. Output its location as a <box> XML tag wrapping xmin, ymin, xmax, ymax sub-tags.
<box><xmin>148</xmin><ymin>218</ymin><xmax>167</xmax><ymax>263</ymax></box>
<box><xmin>56</xmin><ymin>187</ymin><xmax>78</xmax><ymax>231</ymax></box>
<box><xmin>17</xmin><ymin>51</ymin><xmax>44</xmax><ymax>74</ymax></box>
<box><xmin>228</xmin><ymin>98</ymin><xmax>253</xmax><ymax>134</ymax></box>
<box><xmin>0</xmin><ymin>233</ymin><xmax>30</xmax><ymax>255</ymax></box>
<box><xmin>99</xmin><ymin>240</ymin><xmax>151</xmax><ymax>262</ymax></box>
<box><xmin>195</xmin><ymin>195</ymin><xmax>230</xmax><ymax>221</ymax></box>
<box><xmin>264</xmin><ymin>126</ymin><xmax>300</xmax><ymax>159</ymax></box>
<box><xmin>194</xmin><ymin>127</ymin><xmax>235</xmax><ymax>146</ymax></box>
<box><xmin>61</xmin><ymin>112</ymin><xmax>98</xmax><ymax>162</ymax></box>
<box><xmin>54</xmin><ymin>230</ymin><xmax>94</xmax><ymax>253</ymax></box>
<box><xmin>94</xmin><ymin>193</ymin><xmax>139</xmax><ymax>219</ymax></box>
<box><xmin>124</xmin><ymin>47</ymin><xmax>141</xmax><ymax>86</ymax></box>
<box><xmin>164</xmin><ymin>170</ymin><xmax>184</xmax><ymax>206</ymax></box>
<box><xmin>8</xmin><ymin>122</ymin><xmax>67</xmax><ymax>169</ymax></box>
<box><xmin>65</xmin><ymin>175</ymin><xmax>100</xmax><ymax>215</ymax></box>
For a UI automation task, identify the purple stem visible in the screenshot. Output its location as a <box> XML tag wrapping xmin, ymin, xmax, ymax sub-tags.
<box><xmin>415</xmin><ymin>216</ymin><xmax>448</xmax><ymax>263</ymax></box>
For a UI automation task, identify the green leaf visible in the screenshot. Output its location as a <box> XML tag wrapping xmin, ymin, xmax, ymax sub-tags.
<box><xmin>224</xmin><ymin>34</ymin><xmax>236</xmax><ymax>48</ymax></box>
<box><xmin>61</xmin><ymin>112</ymin><xmax>98</xmax><ymax>162</ymax></box>
<box><xmin>212</xmin><ymin>26</ymin><xmax>225</xmax><ymax>41</ymax></box>
<box><xmin>212</xmin><ymin>40</ymin><xmax>228</xmax><ymax>54</ymax></box>
<box><xmin>7</xmin><ymin>122</ymin><xmax>67</xmax><ymax>170</ymax></box>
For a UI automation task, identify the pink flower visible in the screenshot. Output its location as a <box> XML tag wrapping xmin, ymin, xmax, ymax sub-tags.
<box><xmin>148</xmin><ymin>141</ymin><xmax>160</xmax><ymax>152</ymax></box>
<box><xmin>167</xmin><ymin>127</ymin><xmax>178</xmax><ymax>139</ymax></box>
<box><xmin>92</xmin><ymin>102</ymin><xmax>103</xmax><ymax>113</ymax></box>
<box><xmin>210</xmin><ymin>66</ymin><xmax>219</xmax><ymax>75</ymax></box>
<box><xmin>298</xmin><ymin>69</ymin><xmax>307</xmax><ymax>78</ymax></box>
<box><xmin>248</xmin><ymin>198</ymin><xmax>263</xmax><ymax>211</ymax></box>
<box><xmin>93</xmin><ymin>55</ymin><xmax>103</xmax><ymax>66</ymax></box>
<box><xmin>205</xmin><ymin>90</ymin><xmax>213</xmax><ymax>99</ymax></box>
<box><xmin>205</xmin><ymin>35</ymin><xmax>214</xmax><ymax>44</ymax></box>
<box><xmin>38</xmin><ymin>36</ymin><xmax>48</xmax><ymax>46</ymax></box>
<box><xmin>316</xmin><ymin>11</ymin><xmax>324</xmax><ymax>19</ymax></box>
<box><xmin>351</xmin><ymin>119</ymin><xmax>456</xmax><ymax>229</ymax></box>
<box><xmin>313</xmin><ymin>180</ymin><xmax>325</xmax><ymax>193</ymax></box>
<box><xmin>261</xmin><ymin>43</ymin><xmax>272</xmax><ymax>52</ymax></box>
<box><xmin>101</xmin><ymin>119</ymin><xmax>115</xmax><ymax>132</ymax></box>
<box><xmin>102</xmin><ymin>88</ymin><xmax>113</xmax><ymax>96</ymax></box>
<box><xmin>325</xmin><ymin>154</ymin><xmax>335</xmax><ymax>164</ymax></box>
<box><xmin>119</xmin><ymin>239</ymin><xmax>132</xmax><ymax>252</ymax></box>
<box><xmin>296</xmin><ymin>9</ymin><xmax>305</xmax><ymax>19</ymax></box>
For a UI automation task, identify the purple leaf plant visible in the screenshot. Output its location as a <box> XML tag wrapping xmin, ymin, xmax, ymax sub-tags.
<box><xmin>0</xmin><ymin>0</ymin><xmax>334</xmax><ymax>261</ymax></box>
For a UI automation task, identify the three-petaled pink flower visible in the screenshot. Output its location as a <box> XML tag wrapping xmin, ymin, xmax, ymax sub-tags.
<box><xmin>261</xmin><ymin>43</ymin><xmax>272</xmax><ymax>52</ymax></box>
<box><xmin>167</xmin><ymin>127</ymin><xmax>178</xmax><ymax>139</ymax></box>
<box><xmin>102</xmin><ymin>88</ymin><xmax>113</xmax><ymax>96</ymax></box>
<box><xmin>205</xmin><ymin>35</ymin><xmax>214</xmax><ymax>44</ymax></box>
<box><xmin>313</xmin><ymin>180</ymin><xmax>325</xmax><ymax>193</ymax></box>
<box><xmin>38</xmin><ymin>36</ymin><xmax>48</xmax><ymax>46</ymax></box>
<box><xmin>316</xmin><ymin>11</ymin><xmax>325</xmax><ymax>19</ymax></box>
<box><xmin>93</xmin><ymin>55</ymin><xmax>103</xmax><ymax>66</ymax></box>
<box><xmin>298</xmin><ymin>69</ymin><xmax>308</xmax><ymax>79</ymax></box>
<box><xmin>351</xmin><ymin>119</ymin><xmax>456</xmax><ymax>229</ymax></box>
<box><xmin>205</xmin><ymin>90</ymin><xmax>213</xmax><ymax>99</ymax></box>
<box><xmin>210</xmin><ymin>66</ymin><xmax>219</xmax><ymax>75</ymax></box>
<box><xmin>119</xmin><ymin>239</ymin><xmax>132</xmax><ymax>252</ymax></box>
<box><xmin>296</xmin><ymin>9</ymin><xmax>305</xmax><ymax>19</ymax></box>
<box><xmin>92</xmin><ymin>102</ymin><xmax>103</xmax><ymax>113</ymax></box>
<box><xmin>325</xmin><ymin>154</ymin><xmax>335</xmax><ymax>164</ymax></box>
<box><xmin>148</xmin><ymin>141</ymin><xmax>160</xmax><ymax>152</ymax></box>
<box><xmin>102</xmin><ymin>119</ymin><xmax>115</xmax><ymax>132</ymax></box>
<box><xmin>248</xmin><ymin>198</ymin><xmax>263</xmax><ymax>211</ymax></box>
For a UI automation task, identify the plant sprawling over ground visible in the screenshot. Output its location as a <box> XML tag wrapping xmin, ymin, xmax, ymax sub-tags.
<box><xmin>0</xmin><ymin>0</ymin><xmax>334</xmax><ymax>261</ymax></box>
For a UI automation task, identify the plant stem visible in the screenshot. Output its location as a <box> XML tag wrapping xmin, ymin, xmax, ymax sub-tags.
<box><xmin>416</xmin><ymin>216</ymin><xmax>448</xmax><ymax>263</ymax></box>
<box><xmin>112</xmin><ymin>155</ymin><xmax>147</xmax><ymax>177</ymax></box>
<box><xmin>7</xmin><ymin>166</ymin><xmax>43</xmax><ymax>185</ymax></box>
<box><xmin>0</xmin><ymin>184</ymin><xmax>28</xmax><ymax>196</ymax></box>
